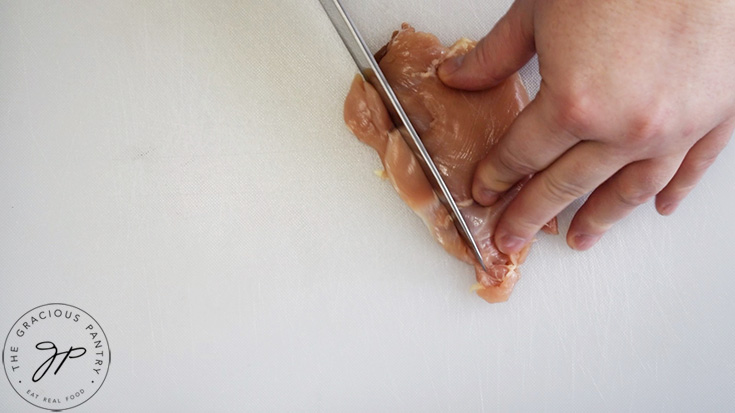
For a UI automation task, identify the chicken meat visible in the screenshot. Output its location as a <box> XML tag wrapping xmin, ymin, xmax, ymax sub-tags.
<box><xmin>343</xmin><ymin>24</ymin><xmax>557</xmax><ymax>303</ymax></box>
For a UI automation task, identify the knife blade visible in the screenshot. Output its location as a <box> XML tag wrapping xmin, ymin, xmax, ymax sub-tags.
<box><xmin>319</xmin><ymin>0</ymin><xmax>488</xmax><ymax>271</ymax></box>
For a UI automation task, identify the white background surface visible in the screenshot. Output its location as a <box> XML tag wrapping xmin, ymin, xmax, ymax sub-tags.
<box><xmin>1</xmin><ymin>1</ymin><xmax>734</xmax><ymax>411</ymax></box>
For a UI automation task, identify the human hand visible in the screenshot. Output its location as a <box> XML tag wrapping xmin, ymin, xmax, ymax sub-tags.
<box><xmin>438</xmin><ymin>0</ymin><xmax>735</xmax><ymax>254</ymax></box>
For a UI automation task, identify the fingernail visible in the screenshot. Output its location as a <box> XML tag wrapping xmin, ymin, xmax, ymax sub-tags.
<box><xmin>474</xmin><ymin>188</ymin><xmax>499</xmax><ymax>206</ymax></box>
<box><xmin>497</xmin><ymin>233</ymin><xmax>526</xmax><ymax>255</ymax></box>
<box><xmin>439</xmin><ymin>55</ymin><xmax>465</xmax><ymax>77</ymax></box>
<box><xmin>572</xmin><ymin>233</ymin><xmax>600</xmax><ymax>251</ymax></box>
<box><xmin>659</xmin><ymin>202</ymin><xmax>678</xmax><ymax>216</ymax></box>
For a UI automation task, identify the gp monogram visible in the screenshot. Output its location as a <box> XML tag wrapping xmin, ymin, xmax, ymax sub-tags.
<box><xmin>3</xmin><ymin>304</ymin><xmax>110</xmax><ymax>410</ymax></box>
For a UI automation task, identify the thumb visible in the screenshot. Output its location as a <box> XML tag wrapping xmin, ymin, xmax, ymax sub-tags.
<box><xmin>438</xmin><ymin>0</ymin><xmax>536</xmax><ymax>91</ymax></box>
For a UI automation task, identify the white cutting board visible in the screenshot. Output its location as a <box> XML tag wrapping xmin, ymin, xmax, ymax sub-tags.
<box><xmin>1</xmin><ymin>1</ymin><xmax>734</xmax><ymax>411</ymax></box>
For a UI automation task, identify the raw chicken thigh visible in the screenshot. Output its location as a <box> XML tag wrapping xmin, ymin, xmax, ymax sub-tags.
<box><xmin>343</xmin><ymin>24</ymin><xmax>557</xmax><ymax>303</ymax></box>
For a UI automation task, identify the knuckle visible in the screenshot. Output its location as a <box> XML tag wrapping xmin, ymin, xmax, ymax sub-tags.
<box><xmin>680</xmin><ymin>122</ymin><xmax>698</xmax><ymax>140</ymax></box>
<box><xmin>671</xmin><ymin>182</ymin><xmax>697</xmax><ymax>199</ymax></box>
<box><xmin>496</xmin><ymin>147</ymin><xmax>536</xmax><ymax>177</ymax></box>
<box><xmin>493</xmin><ymin>16</ymin><xmax>515</xmax><ymax>50</ymax></box>
<box><xmin>575</xmin><ymin>212</ymin><xmax>613</xmax><ymax>236</ymax></box>
<box><xmin>541</xmin><ymin>172</ymin><xmax>587</xmax><ymax>203</ymax></box>
<box><xmin>615</xmin><ymin>179</ymin><xmax>659</xmax><ymax>207</ymax></box>
<box><xmin>504</xmin><ymin>213</ymin><xmax>542</xmax><ymax>239</ymax></box>
<box><xmin>551</xmin><ymin>86</ymin><xmax>596</xmax><ymax>133</ymax></box>
<box><xmin>475</xmin><ymin>161</ymin><xmax>510</xmax><ymax>193</ymax></box>
<box><xmin>473</xmin><ymin>39</ymin><xmax>502</xmax><ymax>85</ymax></box>
<box><xmin>690</xmin><ymin>150</ymin><xmax>720</xmax><ymax>172</ymax></box>
<box><xmin>474</xmin><ymin>39</ymin><xmax>492</xmax><ymax>68</ymax></box>
<box><xmin>624</xmin><ymin>103</ymin><xmax>670</xmax><ymax>147</ymax></box>
<box><xmin>585</xmin><ymin>214</ymin><xmax>614</xmax><ymax>234</ymax></box>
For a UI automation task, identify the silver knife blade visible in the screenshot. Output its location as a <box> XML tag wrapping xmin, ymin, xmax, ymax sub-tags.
<box><xmin>319</xmin><ymin>0</ymin><xmax>488</xmax><ymax>271</ymax></box>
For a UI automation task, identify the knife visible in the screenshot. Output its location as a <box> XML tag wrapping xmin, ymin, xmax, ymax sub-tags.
<box><xmin>319</xmin><ymin>0</ymin><xmax>488</xmax><ymax>271</ymax></box>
